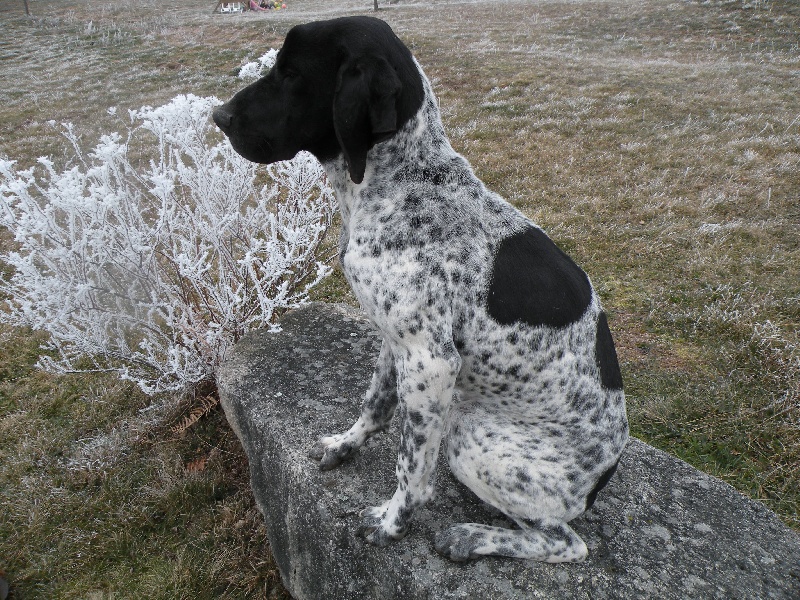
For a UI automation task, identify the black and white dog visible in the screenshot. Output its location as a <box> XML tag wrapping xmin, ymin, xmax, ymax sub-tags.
<box><xmin>214</xmin><ymin>16</ymin><xmax>628</xmax><ymax>563</ymax></box>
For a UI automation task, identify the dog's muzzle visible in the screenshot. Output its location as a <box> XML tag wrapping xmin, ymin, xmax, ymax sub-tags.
<box><xmin>212</xmin><ymin>106</ymin><xmax>233</xmax><ymax>131</ymax></box>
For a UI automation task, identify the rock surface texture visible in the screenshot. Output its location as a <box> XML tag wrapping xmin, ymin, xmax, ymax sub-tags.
<box><xmin>217</xmin><ymin>303</ymin><xmax>800</xmax><ymax>600</ymax></box>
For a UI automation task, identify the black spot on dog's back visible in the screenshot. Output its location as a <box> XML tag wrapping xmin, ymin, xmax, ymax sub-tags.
<box><xmin>487</xmin><ymin>227</ymin><xmax>592</xmax><ymax>329</ymax></box>
<box><xmin>595</xmin><ymin>312</ymin><xmax>623</xmax><ymax>390</ymax></box>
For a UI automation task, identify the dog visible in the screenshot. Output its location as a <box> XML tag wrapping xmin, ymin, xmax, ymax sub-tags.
<box><xmin>214</xmin><ymin>16</ymin><xmax>628</xmax><ymax>563</ymax></box>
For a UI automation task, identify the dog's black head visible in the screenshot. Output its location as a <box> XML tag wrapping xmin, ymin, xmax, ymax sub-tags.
<box><xmin>213</xmin><ymin>16</ymin><xmax>424</xmax><ymax>184</ymax></box>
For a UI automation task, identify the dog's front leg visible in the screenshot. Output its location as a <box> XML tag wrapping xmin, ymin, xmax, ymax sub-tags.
<box><xmin>310</xmin><ymin>339</ymin><xmax>399</xmax><ymax>470</ymax></box>
<box><xmin>359</xmin><ymin>342</ymin><xmax>461</xmax><ymax>546</ymax></box>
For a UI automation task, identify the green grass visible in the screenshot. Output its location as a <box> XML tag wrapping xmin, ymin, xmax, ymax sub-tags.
<box><xmin>2</xmin><ymin>0</ymin><xmax>799</xmax><ymax>597</ymax></box>
<box><xmin>0</xmin><ymin>324</ymin><xmax>289</xmax><ymax>599</ymax></box>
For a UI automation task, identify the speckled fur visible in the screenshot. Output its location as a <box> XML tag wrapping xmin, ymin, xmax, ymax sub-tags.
<box><xmin>212</xmin><ymin>14</ymin><xmax>628</xmax><ymax>562</ymax></box>
<box><xmin>308</xmin><ymin>59</ymin><xmax>629</xmax><ymax>562</ymax></box>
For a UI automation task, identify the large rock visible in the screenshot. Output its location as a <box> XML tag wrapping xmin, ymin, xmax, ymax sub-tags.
<box><xmin>217</xmin><ymin>303</ymin><xmax>800</xmax><ymax>600</ymax></box>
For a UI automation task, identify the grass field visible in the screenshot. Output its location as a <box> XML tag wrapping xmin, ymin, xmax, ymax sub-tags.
<box><xmin>1</xmin><ymin>0</ymin><xmax>798</xmax><ymax>597</ymax></box>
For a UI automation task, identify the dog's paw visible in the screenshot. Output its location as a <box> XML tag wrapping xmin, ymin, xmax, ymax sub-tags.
<box><xmin>433</xmin><ymin>524</ymin><xmax>486</xmax><ymax>562</ymax></box>
<box><xmin>308</xmin><ymin>433</ymin><xmax>358</xmax><ymax>470</ymax></box>
<box><xmin>357</xmin><ymin>504</ymin><xmax>409</xmax><ymax>547</ymax></box>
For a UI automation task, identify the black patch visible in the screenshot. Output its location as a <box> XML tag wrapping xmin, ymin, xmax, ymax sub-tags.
<box><xmin>213</xmin><ymin>16</ymin><xmax>425</xmax><ymax>183</ymax></box>
<box><xmin>487</xmin><ymin>226</ymin><xmax>592</xmax><ymax>328</ymax></box>
<box><xmin>408</xmin><ymin>410</ymin><xmax>424</xmax><ymax>425</ymax></box>
<box><xmin>585</xmin><ymin>460</ymin><xmax>619</xmax><ymax>510</ymax></box>
<box><xmin>595</xmin><ymin>312</ymin><xmax>623</xmax><ymax>390</ymax></box>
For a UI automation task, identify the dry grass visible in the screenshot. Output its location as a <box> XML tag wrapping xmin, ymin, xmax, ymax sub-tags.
<box><xmin>1</xmin><ymin>0</ymin><xmax>799</xmax><ymax>597</ymax></box>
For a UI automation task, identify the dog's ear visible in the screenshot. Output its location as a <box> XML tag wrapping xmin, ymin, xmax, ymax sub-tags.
<box><xmin>333</xmin><ymin>55</ymin><xmax>402</xmax><ymax>184</ymax></box>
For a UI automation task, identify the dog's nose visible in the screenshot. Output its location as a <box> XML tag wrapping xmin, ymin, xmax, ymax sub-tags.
<box><xmin>212</xmin><ymin>106</ymin><xmax>233</xmax><ymax>130</ymax></box>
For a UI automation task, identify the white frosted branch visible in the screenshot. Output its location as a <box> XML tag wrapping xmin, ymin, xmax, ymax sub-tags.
<box><xmin>0</xmin><ymin>93</ymin><xmax>336</xmax><ymax>395</ymax></box>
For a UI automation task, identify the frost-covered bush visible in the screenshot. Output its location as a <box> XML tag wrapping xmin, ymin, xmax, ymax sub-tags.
<box><xmin>0</xmin><ymin>93</ymin><xmax>336</xmax><ymax>394</ymax></box>
<box><xmin>238</xmin><ymin>49</ymin><xmax>278</xmax><ymax>80</ymax></box>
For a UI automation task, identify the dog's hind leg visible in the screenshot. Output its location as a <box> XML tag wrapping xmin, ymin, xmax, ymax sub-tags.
<box><xmin>310</xmin><ymin>338</ymin><xmax>399</xmax><ymax>470</ymax></box>
<box><xmin>436</xmin><ymin>406</ymin><xmax>617</xmax><ymax>562</ymax></box>
<box><xmin>434</xmin><ymin>518</ymin><xmax>587</xmax><ymax>563</ymax></box>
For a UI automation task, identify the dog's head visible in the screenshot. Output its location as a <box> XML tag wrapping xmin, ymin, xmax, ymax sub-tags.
<box><xmin>213</xmin><ymin>16</ymin><xmax>424</xmax><ymax>184</ymax></box>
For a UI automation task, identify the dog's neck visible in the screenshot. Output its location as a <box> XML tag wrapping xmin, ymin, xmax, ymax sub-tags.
<box><xmin>322</xmin><ymin>66</ymin><xmax>453</xmax><ymax>228</ymax></box>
